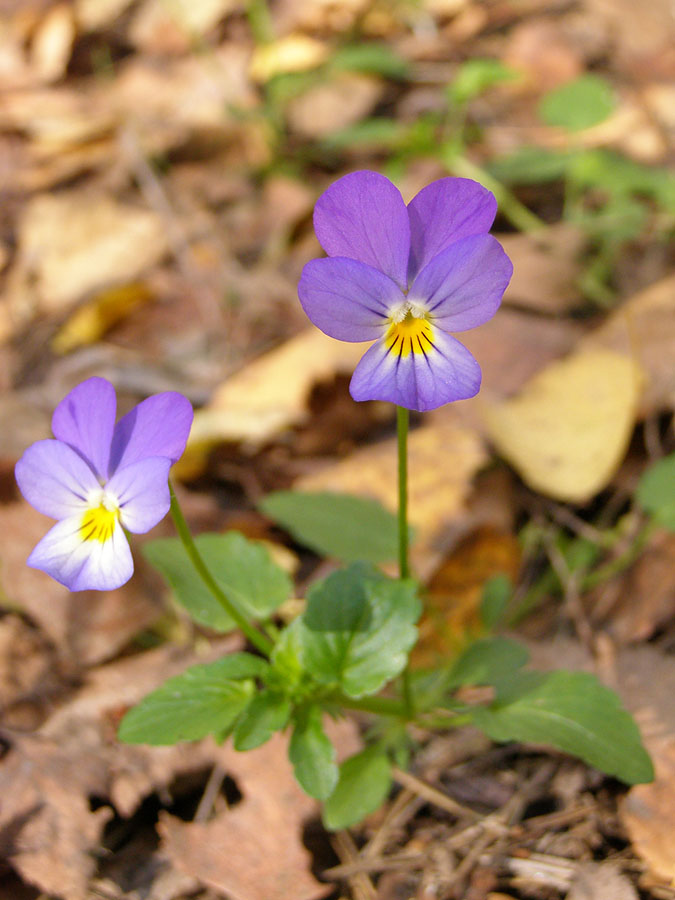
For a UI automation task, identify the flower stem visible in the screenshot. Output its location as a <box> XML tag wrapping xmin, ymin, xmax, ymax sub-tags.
<box><xmin>169</xmin><ymin>482</ymin><xmax>274</xmax><ymax>657</ymax></box>
<box><xmin>396</xmin><ymin>406</ymin><xmax>414</xmax><ymax>718</ymax></box>
<box><xmin>396</xmin><ymin>406</ymin><xmax>410</xmax><ymax>580</ymax></box>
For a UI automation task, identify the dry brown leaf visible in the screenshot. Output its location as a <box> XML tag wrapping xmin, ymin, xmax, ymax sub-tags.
<box><xmin>160</xmin><ymin>731</ymin><xmax>338</xmax><ymax>900</ymax></box>
<box><xmin>484</xmin><ymin>349</ymin><xmax>643</xmax><ymax>503</ymax></box>
<box><xmin>0</xmin><ymin>499</ymin><xmax>161</xmax><ymax>666</ymax></box>
<box><xmin>581</xmin><ymin>273</ymin><xmax>675</xmax><ymax>417</ymax></box>
<box><xmin>297</xmin><ymin>415</ymin><xmax>487</xmax><ymax>578</ymax></box>
<box><xmin>130</xmin><ymin>0</ymin><xmax>238</xmax><ymax>53</ymax></box>
<box><xmin>287</xmin><ymin>72</ymin><xmax>383</xmax><ymax>138</ymax></box>
<box><xmin>180</xmin><ymin>329</ymin><xmax>367</xmax><ymax>474</ymax></box>
<box><xmin>29</xmin><ymin>3</ymin><xmax>75</xmax><ymax>83</ymax></box>
<box><xmin>7</xmin><ymin>192</ymin><xmax>167</xmax><ymax>329</ymax></box>
<box><xmin>499</xmin><ymin>226</ymin><xmax>585</xmax><ymax>314</ymax></box>
<box><xmin>75</xmin><ymin>0</ymin><xmax>136</xmax><ymax>31</ymax></box>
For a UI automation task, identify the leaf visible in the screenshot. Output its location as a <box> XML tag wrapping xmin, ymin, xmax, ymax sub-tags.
<box><xmin>447</xmin><ymin>637</ymin><xmax>530</xmax><ymax>692</ymax></box>
<box><xmin>481</xmin><ymin>575</ymin><xmax>512</xmax><ymax>629</ymax></box>
<box><xmin>484</xmin><ymin>349</ymin><xmax>643</xmax><ymax>503</ymax></box>
<box><xmin>471</xmin><ymin>670</ymin><xmax>654</xmax><ymax>785</ymax></box>
<box><xmin>233</xmin><ymin>690</ymin><xmax>292</xmax><ymax>751</ymax></box>
<box><xmin>538</xmin><ymin>75</ymin><xmax>616</xmax><ymax>131</ymax></box>
<box><xmin>288</xmin><ymin>706</ymin><xmax>338</xmax><ymax>800</ymax></box>
<box><xmin>296</xmin><ymin>563</ymin><xmax>421</xmax><ymax>698</ymax></box>
<box><xmin>143</xmin><ymin>532</ymin><xmax>292</xmax><ymax>632</ymax></box>
<box><xmin>329</xmin><ymin>42</ymin><xmax>409</xmax><ymax>80</ymax></box>
<box><xmin>322</xmin><ymin>747</ymin><xmax>392</xmax><ymax>830</ymax></box>
<box><xmin>259</xmin><ymin>490</ymin><xmax>401</xmax><ymax>564</ymax></box>
<box><xmin>636</xmin><ymin>453</ymin><xmax>675</xmax><ymax>530</ymax></box>
<box><xmin>118</xmin><ymin>657</ymin><xmax>259</xmax><ymax>745</ymax></box>
<box><xmin>489</xmin><ymin>146</ymin><xmax>575</xmax><ymax>184</ymax></box>
<box><xmin>448</xmin><ymin>58</ymin><xmax>519</xmax><ymax>105</ymax></box>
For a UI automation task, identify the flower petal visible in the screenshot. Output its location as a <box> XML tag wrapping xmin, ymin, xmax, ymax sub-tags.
<box><xmin>410</xmin><ymin>234</ymin><xmax>513</xmax><ymax>332</ymax></box>
<box><xmin>298</xmin><ymin>257</ymin><xmax>404</xmax><ymax>341</ymax></box>
<box><xmin>15</xmin><ymin>440</ymin><xmax>101</xmax><ymax>519</ymax></box>
<box><xmin>350</xmin><ymin>326</ymin><xmax>481</xmax><ymax>411</ymax></box>
<box><xmin>51</xmin><ymin>377</ymin><xmax>116</xmax><ymax>479</ymax></box>
<box><xmin>107</xmin><ymin>457</ymin><xmax>172</xmax><ymax>534</ymax></box>
<box><xmin>109</xmin><ymin>392</ymin><xmax>193</xmax><ymax>475</ymax></box>
<box><xmin>313</xmin><ymin>171</ymin><xmax>411</xmax><ymax>289</ymax></box>
<box><xmin>27</xmin><ymin>515</ymin><xmax>133</xmax><ymax>591</ymax></box>
<box><xmin>407</xmin><ymin>178</ymin><xmax>497</xmax><ymax>282</ymax></box>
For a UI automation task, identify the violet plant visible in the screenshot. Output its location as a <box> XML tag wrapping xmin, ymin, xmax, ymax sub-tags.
<box><xmin>15</xmin><ymin>174</ymin><xmax>652</xmax><ymax>829</ymax></box>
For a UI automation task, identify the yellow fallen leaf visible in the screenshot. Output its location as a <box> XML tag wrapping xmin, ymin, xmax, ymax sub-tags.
<box><xmin>51</xmin><ymin>282</ymin><xmax>154</xmax><ymax>354</ymax></box>
<box><xmin>296</xmin><ymin>415</ymin><xmax>487</xmax><ymax>578</ymax></box>
<box><xmin>484</xmin><ymin>348</ymin><xmax>643</xmax><ymax>503</ymax></box>
<box><xmin>29</xmin><ymin>3</ymin><xmax>75</xmax><ymax>84</ymax></box>
<box><xmin>175</xmin><ymin>329</ymin><xmax>367</xmax><ymax>479</ymax></box>
<box><xmin>249</xmin><ymin>35</ymin><xmax>328</xmax><ymax>83</ymax></box>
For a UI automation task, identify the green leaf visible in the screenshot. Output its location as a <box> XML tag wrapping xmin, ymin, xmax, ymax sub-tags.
<box><xmin>329</xmin><ymin>42</ymin><xmax>409</xmax><ymax>79</ymax></box>
<box><xmin>143</xmin><ymin>532</ymin><xmax>292</xmax><ymax>631</ymax></box>
<box><xmin>636</xmin><ymin>453</ymin><xmax>675</xmax><ymax>530</ymax></box>
<box><xmin>322</xmin><ymin>747</ymin><xmax>392</xmax><ymax>830</ymax></box>
<box><xmin>118</xmin><ymin>657</ymin><xmax>258</xmax><ymax>745</ymax></box>
<box><xmin>322</xmin><ymin>118</ymin><xmax>402</xmax><ymax>150</ymax></box>
<box><xmin>448</xmin><ymin>58</ymin><xmax>519</xmax><ymax>105</ymax></box>
<box><xmin>488</xmin><ymin>146</ymin><xmax>574</xmax><ymax>184</ymax></box>
<box><xmin>289</xmin><ymin>706</ymin><xmax>338</xmax><ymax>800</ymax></box>
<box><xmin>480</xmin><ymin>575</ymin><xmax>512</xmax><ymax>629</ymax></box>
<box><xmin>538</xmin><ymin>75</ymin><xmax>616</xmax><ymax>132</ymax></box>
<box><xmin>259</xmin><ymin>491</ymin><xmax>403</xmax><ymax>564</ymax></box>
<box><xmin>233</xmin><ymin>689</ymin><xmax>291</xmax><ymax>751</ymax></box>
<box><xmin>296</xmin><ymin>563</ymin><xmax>421</xmax><ymax>698</ymax></box>
<box><xmin>471</xmin><ymin>670</ymin><xmax>653</xmax><ymax>784</ymax></box>
<box><xmin>447</xmin><ymin>637</ymin><xmax>530</xmax><ymax>693</ymax></box>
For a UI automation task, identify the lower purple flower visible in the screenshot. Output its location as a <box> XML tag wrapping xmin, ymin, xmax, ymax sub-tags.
<box><xmin>15</xmin><ymin>377</ymin><xmax>193</xmax><ymax>591</ymax></box>
<box><xmin>298</xmin><ymin>171</ymin><xmax>513</xmax><ymax>412</ymax></box>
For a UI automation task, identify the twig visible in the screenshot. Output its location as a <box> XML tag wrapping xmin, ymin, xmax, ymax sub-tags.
<box><xmin>194</xmin><ymin>763</ymin><xmax>227</xmax><ymax>822</ymax></box>
<box><xmin>392</xmin><ymin>766</ymin><xmax>482</xmax><ymax>821</ymax></box>
<box><xmin>331</xmin><ymin>830</ymin><xmax>377</xmax><ymax>900</ymax></box>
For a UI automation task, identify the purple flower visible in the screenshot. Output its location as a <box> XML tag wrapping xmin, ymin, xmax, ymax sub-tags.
<box><xmin>15</xmin><ymin>377</ymin><xmax>193</xmax><ymax>591</ymax></box>
<box><xmin>298</xmin><ymin>171</ymin><xmax>513</xmax><ymax>411</ymax></box>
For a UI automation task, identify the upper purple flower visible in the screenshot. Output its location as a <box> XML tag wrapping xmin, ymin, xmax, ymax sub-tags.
<box><xmin>15</xmin><ymin>377</ymin><xmax>193</xmax><ymax>591</ymax></box>
<box><xmin>298</xmin><ymin>171</ymin><xmax>513</xmax><ymax>412</ymax></box>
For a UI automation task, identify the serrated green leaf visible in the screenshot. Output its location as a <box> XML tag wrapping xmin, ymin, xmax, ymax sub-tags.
<box><xmin>233</xmin><ymin>689</ymin><xmax>291</xmax><ymax>751</ymax></box>
<box><xmin>118</xmin><ymin>657</ymin><xmax>257</xmax><ymax>745</ymax></box>
<box><xmin>636</xmin><ymin>453</ymin><xmax>675</xmax><ymax>530</ymax></box>
<box><xmin>538</xmin><ymin>75</ymin><xmax>615</xmax><ymax>132</ymax></box>
<box><xmin>480</xmin><ymin>575</ymin><xmax>512</xmax><ymax>629</ymax></box>
<box><xmin>143</xmin><ymin>532</ymin><xmax>292</xmax><ymax>631</ymax></box>
<box><xmin>297</xmin><ymin>563</ymin><xmax>421</xmax><ymax>698</ymax></box>
<box><xmin>289</xmin><ymin>706</ymin><xmax>338</xmax><ymax>800</ymax></box>
<box><xmin>322</xmin><ymin>747</ymin><xmax>392</xmax><ymax>830</ymax></box>
<box><xmin>447</xmin><ymin>637</ymin><xmax>530</xmax><ymax>693</ymax></box>
<box><xmin>259</xmin><ymin>491</ymin><xmax>404</xmax><ymax>563</ymax></box>
<box><xmin>471</xmin><ymin>670</ymin><xmax>653</xmax><ymax>784</ymax></box>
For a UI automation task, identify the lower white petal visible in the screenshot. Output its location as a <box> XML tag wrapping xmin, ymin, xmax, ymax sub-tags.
<box><xmin>28</xmin><ymin>515</ymin><xmax>133</xmax><ymax>591</ymax></box>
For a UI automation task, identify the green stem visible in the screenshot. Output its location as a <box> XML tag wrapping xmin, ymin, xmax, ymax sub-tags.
<box><xmin>336</xmin><ymin>694</ymin><xmax>408</xmax><ymax>717</ymax></box>
<box><xmin>580</xmin><ymin>521</ymin><xmax>656</xmax><ymax>591</ymax></box>
<box><xmin>397</xmin><ymin>406</ymin><xmax>410</xmax><ymax>580</ymax></box>
<box><xmin>169</xmin><ymin>482</ymin><xmax>274</xmax><ymax>657</ymax></box>
<box><xmin>396</xmin><ymin>406</ymin><xmax>414</xmax><ymax>718</ymax></box>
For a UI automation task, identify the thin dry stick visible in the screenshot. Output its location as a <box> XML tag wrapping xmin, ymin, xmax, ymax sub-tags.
<box><xmin>194</xmin><ymin>762</ymin><xmax>227</xmax><ymax>822</ymax></box>
<box><xmin>331</xmin><ymin>830</ymin><xmax>378</xmax><ymax>900</ymax></box>
<box><xmin>361</xmin><ymin>788</ymin><xmax>423</xmax><ymax>859</ymax></box>
<box><xmin>392</xmin><ymin>766</ymin><xmax>482</xmax><ymax>821</ymax></box>
<box><xmin>542</xmin><ymin>527</ymin><xmax>594</xmax><ymax>650</ymax></box>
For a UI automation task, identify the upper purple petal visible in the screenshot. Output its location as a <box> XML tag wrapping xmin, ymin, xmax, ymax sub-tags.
<box><xmin>107</xmin><ymin>456</ymin><xmax>172</xmax><ymax>534</ymax></box>
<box><xmin>108</xmin><ymin>392</ymin><xmax>193</xmax><ymax>475</ymax></box>
<box><xmin>411</xmin><ymin>234</ymin><xmax>513</xmax><ymax>332</ymax></box>
<box><xmin>15</xmin><ymin>439</ymin><xmax>100</xmax><ymax>520</ymax></box>
<box><xmin>407</xmin><ymin>178</ymin><xmax>497</xmax><ymax>282</ymax></box>
<box><xmin>51</xmin><ymin>376</ymin><xmax>116</xmax><ymax>479</ymax></box>
<box><xmin>313</xmin><ymin>171</ymin><xmax>411</xmax><ymax>290</ymax></box>
<box><xmin>298</xmin><ymin>257</ymin><xmax>404</xmax><ymax>342</ymax></box>
<box><xmin>350</xmin><ymin>328</ymin><xmax>481</xmax><ymax>412</ymax></box>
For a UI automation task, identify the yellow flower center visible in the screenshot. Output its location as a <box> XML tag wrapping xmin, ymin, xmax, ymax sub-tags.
<box><xmin>385</xmin><ymin>307</ymin><xmax>433</xmax><ymax>358</ymax></box>
<box><xmin>79</xmin><ymin>497</ymin><xmax>120</xmax><ymax>543</ymax></box>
